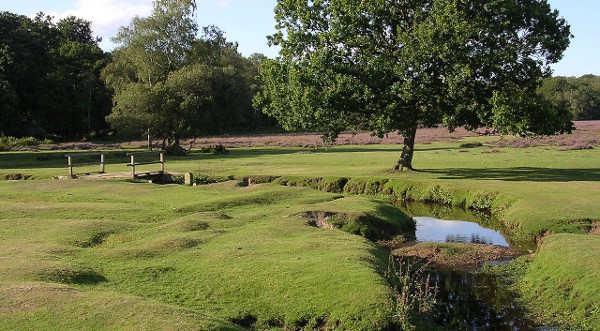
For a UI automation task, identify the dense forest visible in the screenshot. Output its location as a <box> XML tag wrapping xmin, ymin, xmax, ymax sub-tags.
<box><xmin>0</xmin><ymin>6</ymin><xmax>272</xmax><ymax>144</ymax></box>
<box><xmin>0</xmin><ymin>6</ymin><xmax>599</xmax><ymax>144</ymax></box>
<box><xmin>0</xmin><ymin>12</ymin><xmax>111</xmax><ymax>139</ymax></box>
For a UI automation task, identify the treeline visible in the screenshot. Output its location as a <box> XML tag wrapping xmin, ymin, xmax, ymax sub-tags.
<box><xmin>2</xmin><ymin>0</ymin><xmax>599</xmax><ymax>145</ymax></box>
<box><xmin>539</xmin><ymin>75</ymin><xmax>600</xmax><ymax>120</ymax></box>
<box><xmin>0</xmin><ymin>3</ymin><xmax>274</xmax><ymax>144</ymax></box>
<box><xmin>0</xmin><ymin>12</ymin><xmax>111</xmax><ymax>138</ymax></box>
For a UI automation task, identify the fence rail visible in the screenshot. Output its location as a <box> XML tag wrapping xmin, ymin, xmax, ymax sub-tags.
<box><xmin>126</xmin><ymin>151</ymin><xmax>165</xmax><ymax>179</ymax></box>
<box><xmin>65</xmin><ymin>152</ymin><xmax>105</xmax><ymax>178</ymax></box>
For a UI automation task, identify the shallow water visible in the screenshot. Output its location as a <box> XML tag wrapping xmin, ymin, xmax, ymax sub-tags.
<box><xmin>396</xmin><ymin>201</ymin><xmax>535</xmax><ymax>251</ymax></box>
<box><xmin>396</xmin><ymin>204</ymin><xmax>550</xmax><ymax>330</ymax></box>
<box><xmin>414</xmin><ymin>216</ymin><xmax>510</xmax><ymax>247</ymax></box>
<box><xmin>428</xmin><ymin>269</ymin><xmax>553</xmax><ymax>330</ymax></box>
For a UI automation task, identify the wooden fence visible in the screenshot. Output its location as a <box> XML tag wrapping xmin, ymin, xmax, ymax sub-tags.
<box><xmin>65</xmin><ymin>152</ymin><xmax>105</xmax><ymax>178</ymax></box>
<box><xmin>127</xmin><ymin>151</ymin><xmax>165</xmax><ymax>179</ymax></box>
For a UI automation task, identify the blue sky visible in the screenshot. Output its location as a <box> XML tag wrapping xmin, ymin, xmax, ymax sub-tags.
<box><xmin>3</xmin><ymin>0</ymin><xmax>598</xmax><ymax>77</ymax></box>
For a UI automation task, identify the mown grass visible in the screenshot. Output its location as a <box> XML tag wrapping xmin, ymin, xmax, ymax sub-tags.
<box><xmin>519</xmin><ymin>234</ymin><xmax>600</xmax><ymax>330</ymax></box>
<box><xmin>0</xmin><ymin>180</ymin><xmax>412</xmax><ymax>330</ymax></box>
<box><xmin>1</xmin><ymin>131</ymin><xmax>599</xmax><ymax>329</ymax></box>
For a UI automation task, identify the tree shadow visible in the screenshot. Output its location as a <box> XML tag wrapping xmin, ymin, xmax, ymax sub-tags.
<box><xmin>418</xmin><ymin>167</ymin><xmax>600</xmax><ymax>182</ymax></box>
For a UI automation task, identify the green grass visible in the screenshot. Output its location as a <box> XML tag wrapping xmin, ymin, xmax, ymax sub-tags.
<box><xmin>0</xmin><ymin>180</ymin><xmax>412</xmax><ymax>330</ymax></box>
<box><xmin>519</xmin><ymin>234</ymin><xmax>600</xmax><ymax>330</ymax></box>
<box><xmin>5</xmin><ymin>142</ymin><xmax>599</xmax><ymax>241</ymax></box>
<box><xmin>1</xmin><ymin>136</ymin><xmax>599</xmax><ymax>329</ymax></box>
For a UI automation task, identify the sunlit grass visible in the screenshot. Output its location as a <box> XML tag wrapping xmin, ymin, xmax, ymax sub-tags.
<box><xmin>0</xmin><ymin>180</ymin><xmax>411</xmax><ymax>330</ymax></box>
<box><xmin>1</xmin><ymin>131</ymin><xmax>599</xmax><ymax>329</ymax></box>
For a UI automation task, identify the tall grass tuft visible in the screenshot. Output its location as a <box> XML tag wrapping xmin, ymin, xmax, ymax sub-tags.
<box><xmin>387</xmin><ymin>256</ymin><xmax>438</xmax><ymax>331</ymax></box>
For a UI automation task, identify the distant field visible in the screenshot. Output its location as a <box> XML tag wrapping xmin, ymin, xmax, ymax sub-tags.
<box><xmin>1</xmin><ymin>121</ymin><xmax>599</xmax><ymax>329</ymax></box>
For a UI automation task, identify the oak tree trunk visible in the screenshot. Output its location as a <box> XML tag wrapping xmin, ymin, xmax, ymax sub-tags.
<box><xmin>394</xmin><ymin>124</ymin><xmax>418</xmax><ymax>171</ymax></box>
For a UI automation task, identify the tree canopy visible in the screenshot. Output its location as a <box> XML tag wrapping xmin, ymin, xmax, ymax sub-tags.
<box><xmin>255</xmin><ymin>0</ymin><xmax>573</xmax><ymax>170</ymax></box>
<box><xmin>102</xmin><ymin>0</ymin><xmax>268</xmax><ymax>152</ymax></box>
<box><xmin>0</xmin><ymin>12</ymin><xmax>111</xmax><ymax>138</ymax></box>
<box><xmin>539</xmin><ymin>75</ymin><xmax>600</xmax><ymax>121</ymax></box>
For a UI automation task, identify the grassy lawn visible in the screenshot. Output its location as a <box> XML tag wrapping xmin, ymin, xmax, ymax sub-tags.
<box><xmin>1</xmin><ymin>129</ymin><xmax>599</xmax><ymax>329</ymax></box>
<box><xmin>0</xmin><ymin>180</ymin><xmax>410</xmax><ymax>330</ymax></box>
<box><xmin>7</xmin><ymin>138</ymin><xmax>595</xmax><ymax>240</ymax></box>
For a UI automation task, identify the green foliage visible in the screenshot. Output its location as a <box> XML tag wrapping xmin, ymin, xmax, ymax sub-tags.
<box><xmin>539</xmin><ymin>75</ymin><xmax>600</xmax><ymax>120</ymax></box>
<box><xmin>103</xmin><ymin>1</ymin><xmax>268</xmax><ymax>150</ymax></box>
<box><xmin>0</xmin><ymin>12</ymin><xmax>111</xmax><ymax>138</ymax></box>
<box><xmin>256</xmin><ymin>0</ymin><xmax>573</xmax><ymax>168</ymax></box>
<box><xmin>387</xmin><ymin>258</ymin><xmax>438</xmax><ymax>331</ymax></box>
<box><xmin>466</xmin><ymin>192</ymin><xmax>498</xmax><ymax>211</ymax></box>
<box><xmin>0</xmin><ymin>135</ymin><xmax>52</xmax><ymax>151</ymax></box>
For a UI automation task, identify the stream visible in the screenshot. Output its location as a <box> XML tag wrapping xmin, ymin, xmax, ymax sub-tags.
<box><xmin>397</xmin><ymin>203</ymin><xmax>552</xmax><ymax>330</ymax></box>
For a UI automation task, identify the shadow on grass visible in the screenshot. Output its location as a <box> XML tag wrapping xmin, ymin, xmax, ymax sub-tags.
<box><xmin>419</xmin><ymin>167</ymin><xmax>600</xmax><ymax>182</ymax></box>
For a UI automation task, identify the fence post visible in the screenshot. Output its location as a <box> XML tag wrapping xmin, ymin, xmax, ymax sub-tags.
<box><xmin>130</xmin><ymin>154</ymin><xmax>136</xmax><ymax>179</ymax></box>
<box><xmin>100</xmin><ymin>153</ymin><xmax>105</xmax><ymax>173</ymax></box>
<box><xmin>67</xmin><ymin>156</ymin><xmax>74</xmax><ymax>178</ymax></box>
<box><xmin>160</xmin><ymin>153</ymin><xmax>165</xmax><ymax>173</ymax></box>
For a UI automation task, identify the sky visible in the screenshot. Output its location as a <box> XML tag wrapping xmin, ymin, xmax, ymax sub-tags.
<box><xmin>2</xmin><ymin>0</ymin><xmax>598</xmax><ymax>77</ymax></box>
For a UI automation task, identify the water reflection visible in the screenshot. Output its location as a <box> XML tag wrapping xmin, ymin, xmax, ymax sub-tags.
<box><xmin>414</xmin><ymin>217</ymin><xmax>510</xmax><ymax>247</ymax></box>
<box><xmin>428</xmin><ymin>268</ymin><xmax>551</xmax><ymax>330</ymax></box>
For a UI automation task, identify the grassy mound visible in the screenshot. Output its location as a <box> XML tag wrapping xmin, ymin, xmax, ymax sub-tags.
<box><xmin>0</xmin><ymin>283</ymin><xmax>241</xmax><ymax>330</ymax></box>
<box><xmin>0</xmin><ymin>180</ymin><xmax>414</xmax><ymax>330</ymax></box>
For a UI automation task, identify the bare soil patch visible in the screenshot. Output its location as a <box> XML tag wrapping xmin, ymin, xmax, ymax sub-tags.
<box><xmin>302</xmin><ymin>211</ymin><xmax>340</xmax><ymax>230</ymax></box>
<box><xmin>392</xmin><ymin>242</ymin><xmax>521</xmax><ymax>270</ymax></box>
<box><xmin>590</xmin><ymin>222</ymin><xmax>600</xmax><ymax>235</ymax></box>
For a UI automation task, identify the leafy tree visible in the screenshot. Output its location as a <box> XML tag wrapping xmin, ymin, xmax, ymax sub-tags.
<box><xmin>50</xmin><ymin>16</ymin><xmax>111</xmax><ymax>137</ymax></box>
<box><xmin>0</xmin><ymin>12</ymin><xmax>110</xmax><ymax>138</ymax></box>
<box><xmin>0</xmin><ymin>12</ymin><xmax>57</xmax><ymax>136</ymax></box>
<box><xmin>255</xmin><ymin>0</ymin><xmax>573</xmax><ymax>170</ymax></box>
<box><xmin>103</xmin><ymin>0</ymin><xmax>199</xmax><ymax>152</ymax></box>
<box><xmin>104</xmin><ymin>0</ymin><xmax>268</xmax><ymax>151</ymax></box>
<box><xmin>539</xmin><ymin>75</ymin><xmax>600</xmax><ymax>120</ymax></box>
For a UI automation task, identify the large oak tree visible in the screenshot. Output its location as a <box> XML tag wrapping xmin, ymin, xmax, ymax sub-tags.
<box><xmin>255</xmin><ymin>0</ymin><xmax>573</xmax><ymax>170</ymax></box>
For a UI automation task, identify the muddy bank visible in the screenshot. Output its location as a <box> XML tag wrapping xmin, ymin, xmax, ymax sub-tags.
<box><xmin>390</xmin><ymin>242</ymin><xmax>521</xmax><ymax>270</ymax></box>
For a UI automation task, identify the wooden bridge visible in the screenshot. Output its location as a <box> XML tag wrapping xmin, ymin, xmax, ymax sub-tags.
<box><xmin>65</xmin><ymin>151</ymin><xmax>167</xmax><ymax>181</ymax></box>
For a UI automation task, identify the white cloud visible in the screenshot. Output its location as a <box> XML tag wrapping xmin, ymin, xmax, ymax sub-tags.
<box><xmin>49</xmin><ymin>0</ymin><xmax>249</xmax><ymax>51</ymax></box>
<box><xmin>50</xmin><ymin>0</ymin><xmax>153</xmax><ymax>48</ymax></box>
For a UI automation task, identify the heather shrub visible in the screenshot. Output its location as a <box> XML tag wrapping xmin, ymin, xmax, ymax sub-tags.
<box><xmin>459</xmin><ymin>142</ymin><xmax>483</xmax><ymax>148</ymax></box>
<box><xmin>0</xmin><ymin>135</ymin><xmax>52</xmax><ymax>151</ymax></box>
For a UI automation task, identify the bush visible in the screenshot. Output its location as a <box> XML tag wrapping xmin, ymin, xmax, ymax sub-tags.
<box><xmin>165</xmin><ymin>144</ymin><xmax>188</xmax><ymax>156</ymax></box>
<box><xmin>200</xmin><ymin>144</ymin><xmax>228</xmax><ymax>154</ymax></box>
<box><xmin>459</xmin><ymin>142</ymin><xmax>483</xmax><ymax>148</ymax></box>
<box><xmin>0</xmin><ymin>135</ymin><xmax>52</xmax><ymax>151</ymax></box>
